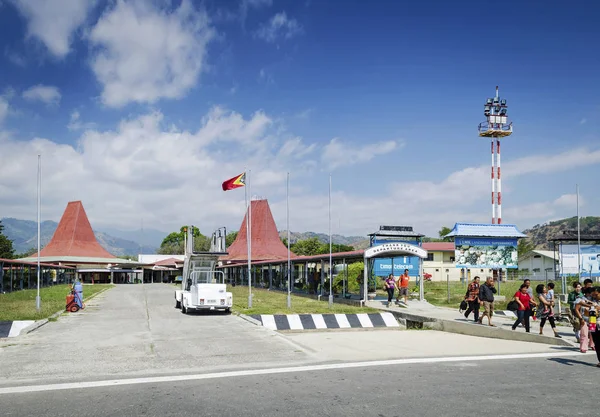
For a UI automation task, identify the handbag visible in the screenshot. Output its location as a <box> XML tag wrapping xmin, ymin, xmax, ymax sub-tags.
<box><xmin>459</xmin><ymin>300</ymin><xmax>468</xmax><ymax>312</ymax></box>
<box><xmin>507</xmin><ymin>300</ymin><xmax>519</xmax><ymax>311</ymax></box>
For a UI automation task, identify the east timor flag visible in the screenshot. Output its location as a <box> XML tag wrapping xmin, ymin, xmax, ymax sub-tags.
<box><xmin>222</xmin><ymin>172</ymin><xmax>246</xmax><ymax>191</ymax></box>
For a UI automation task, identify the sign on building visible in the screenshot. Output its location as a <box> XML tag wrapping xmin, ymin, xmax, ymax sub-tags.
<box><xmin>560</xmin><ymin>245</ymin><xmax>600</xmax><ymax>277</ymax></box>
<box><xmin>454</xmin><ymin>237</ymin><xmax>518</xmax><ymax>269</ymax></box>
<box><xmin>372</xmin><ymin>239</ymin><xmax>420</xmax><ymax>277</ymax></box>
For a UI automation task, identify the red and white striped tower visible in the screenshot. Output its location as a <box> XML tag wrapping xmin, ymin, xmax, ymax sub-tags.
<box><xmin>491</xmin><ymin>139</ymin><xmax>496</xmax><ymax>224</ymax></box>
<box><xmin>479</xmin><ymin>86</ymin><xmax>512</xmax><ymax>225</ymax></box>
<box><xmin>496</xmin><ymin>139</ymin><xmax>502</xmax><ymax>224</ymax></box>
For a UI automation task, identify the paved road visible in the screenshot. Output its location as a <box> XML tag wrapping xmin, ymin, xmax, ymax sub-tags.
<box><xmin>1</xmin><ymin>354</ymin><xmax>598</xmax><ymax>416</ymax></box>
<box><xmin>0</xmin><ymin>285</ymin><xmax>312</xmax><ymax>386</ymax></box>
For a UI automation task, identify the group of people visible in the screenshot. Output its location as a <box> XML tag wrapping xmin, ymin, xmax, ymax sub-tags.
<box><xmin>566</xmin><ymin>279</ymin><xmax>599</xmax><ymax>357</ymax></box>
<box><xmin>383</xmin><ymin>269</ymin><xmax>411</xmax><ymax>306</ymax></box>
<box><xmin>463</xmin><ymin>276</ymin><xmax>497</xmax><ymax>326</ymax></box>
<box><xmin>463</xmin><ymin>276</ymin><xmax>600</xmax><ymax>367</ymax></box>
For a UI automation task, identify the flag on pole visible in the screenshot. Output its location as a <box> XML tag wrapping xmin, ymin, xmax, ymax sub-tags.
<box><xmin>222</xmin><ymin>172</ymin><xmax>246</xmax><ymax>191</ymax></box>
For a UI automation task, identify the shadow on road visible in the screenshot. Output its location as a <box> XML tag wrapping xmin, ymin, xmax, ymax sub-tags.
<box><xmin>548</xmin><ymin>357</ymin><xmax>597</xmax><ymax>367</ymax></box>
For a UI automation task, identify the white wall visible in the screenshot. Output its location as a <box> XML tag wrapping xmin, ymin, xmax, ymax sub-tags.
<box><xmin>517</xmin><ymin>253</ymin><xmax>557</xmax><ymax>281</ymax></box>
<box><xmin>138</xmin><ymin>254</ymin><xmax>185</xmax><ymax>264</ymax></box>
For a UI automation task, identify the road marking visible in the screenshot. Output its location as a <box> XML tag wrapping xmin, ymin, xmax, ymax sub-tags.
<box><xmin>334</xmin><ymin>314</ymin><xmax>351</xmax><ymax>328</ymax></box>
<box><xmin>260</xmin><ymin>315</ymin><xmax>277</xmax><ymax>330</ymax></box>
<box><xmin>287</xmin><ymin>314</ymin><xmax>303</xmax><ymax>330</ymax></box>
<box><xmin>380</xmin><ymin>313</ymin><xmax>400</xmax><ymax>327</ymax></box>
<box><xmin>311</xmin><ymin>314</ymin><xmax>327</xmax><ymax>329</ymax></box>
<box><xmin>0</xmin><ymin>351</ymin><xmax>593</xmax><ymax>395</ymax></box>
<box><xmin>356</xmin><ymin>313</ymin><xmax>373</xmax><ymax>328</ymax></box>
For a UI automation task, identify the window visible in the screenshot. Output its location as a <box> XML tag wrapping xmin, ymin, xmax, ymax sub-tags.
<box><xmin>480</xmin><ymin>269</ymin><xmax>484</xmax><ymax>272</ymax></box>
<box><xmin>533</xmin><ymin>255</ymin><xmax>541</xmax><ymax>258</ymax></box>
<box><xmin>426</xmin><ymin>253</ymin><xmax>434</xmax><ymax>261</ymax></box>
<box><xmin>435</xmin><ymin>269</ymin><xmax>439</xmax><ymax>272</ymax></box>
<box><xmin>450</xmin><ymin>257</ymin><xmax>455</xmax><ymax>262</ymax></box>
<box><xmin>533</xmin><ymin>268</ymin><xmax>540</xmax><ymax>273</ymax></box>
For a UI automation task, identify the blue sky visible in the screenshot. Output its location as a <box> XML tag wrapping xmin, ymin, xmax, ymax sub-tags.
<box><xmin>0</xmin><ymin>0</ymin><xmax>599</xmax><ymax>239</ymax></box>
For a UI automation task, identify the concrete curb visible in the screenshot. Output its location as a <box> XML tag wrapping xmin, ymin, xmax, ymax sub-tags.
<box><xmin>375</xmin><ymin>306</ymin><xmax>573</xmax><ymax>347</ymax></box>
<box><xmin>2</xmin><ymin>285</ymin><xmax>114</xmax><ymax>339</ymax></box>
<box><xmin>246</xmin><ymin>313</ymin><xmax>401</xmax><ymax>331</ymax></box>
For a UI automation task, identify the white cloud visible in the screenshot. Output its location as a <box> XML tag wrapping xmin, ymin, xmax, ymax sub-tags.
<box><xmin>2</xmin><ymin>103</ymin><xmax>599</xmax><ymax>239</ymax></box>
<box><xmin>258</xmin><ymin>68</ymin><xmax>275</xmax><ymax>84</ymax></box>
<box><xmin>255</xmin><ymin>12</ymin><xmax>302</xmax><ymax>43</ymax></box>
<box><xmin>322</xmin><ymin>138</ymin><xmax>400</xmax><ymax>169</ymax></box>
<box><xmin>10</xmin><ymin>0</ymin><xmax>95</xmax><ymax>58</ymax></box>
<box><xmin>22</xmin><ymin>84</ymin><xmax>61</xmax><ymax>106</ymax></box>
<box><xmin>0</xmin><ymin>97</ymin><xmax>8</xmax><ymax>124</ymax></box>
<box><xmin>0</xmin><ymin>106</ymin><xmax>285</xmax><ymax>232</ymax></box>
<box><xmin>88</xmin><ymin>0</ymin><xmax>215</xmax><ymax>108</ymax></box>
<box><xmin>67</xmin><ymin>111</ymin><xmax>96</xmax><ymax>131</ymax></box>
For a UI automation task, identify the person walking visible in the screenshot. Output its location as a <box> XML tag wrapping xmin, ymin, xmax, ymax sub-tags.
<box><xmin>567</xmin><ymin>282</ymin><xmax>585</xmax><ymax>342</ymax></box>
<box><xmin>384</xmin><ymin>274</ymin><xmax>396</xmax><ymax>307</ymax></box>
<box><xmin>536</xmin><ymin>284</ymin><xmax>561</xmax><ymax>338</ymax></box>
<box><xmin>396</xmin><ymin>269</ymin><xmax>410</xmax><ymax>305</ymax></box>
<box><xmin>464</xmin><ymin>276</ymin><xmax>481</xmax><ymax>322</ymax></box>
<box><xmin>589</xmin><ymin>287</ymin><xmax>600</xmax><ymax>367</ymax></box>
<box><xmin>512</xmin><ymin>284</ymin><xmax>535</xmax><ymax>333</ymax></box>
<box><xmin>575</xmin><ymin>287</ymin><xmax>596</xmax><ymax>353</ymax></box>
<box><xmin>523</xmin><ymin>279</ymin><xmax>536</xmax><ymax>321</ymax></box>
<box><xmin>478</xmin><ymin>277</ymin><xmax>496</xmax><ymax>326</ymax></box>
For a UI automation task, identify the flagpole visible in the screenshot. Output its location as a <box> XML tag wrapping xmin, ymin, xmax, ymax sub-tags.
<box><xmin>287</xmin><ymin>172</ymin><xmax>291</xmax><ymax>309</ymax></box>
<box><xmin>36</xmin><ymin>154</ymin><xmax>41</xmax><ymax>312</ymax></box>
<box><xmin>247</xmin><ymin>170</ymin><xmax>252</xmax><ymax>308</ymax></box>
<box><xmin>328</xmin><ymin>173</ymin><xmax>333</xmax><ymax>308</ymax></box>
<box><xmin>577</xmin><ymin>184</ymin><xmax>581</xmax><ymax>277</ymax></box>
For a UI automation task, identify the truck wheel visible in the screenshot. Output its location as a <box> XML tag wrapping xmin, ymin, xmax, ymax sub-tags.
<box><xmin>225</xmin><ymin>308</ymin><xmax>231</xmax><ymax>314</ymax></box>
<box><xmin>175</xmin><ymin>300</ymin><xmax>181</xmax><ymax>309</ymax></box>
<box><xmin>181</xmin><ymin>303</ymin><xmax>187</xmax><ymax>314</ymax></box>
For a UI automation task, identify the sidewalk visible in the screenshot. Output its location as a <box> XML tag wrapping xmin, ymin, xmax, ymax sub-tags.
<box><xmin>366</xmin><ymin>298</ymin><xmax>578</xmax><ymax>347</ymax></box>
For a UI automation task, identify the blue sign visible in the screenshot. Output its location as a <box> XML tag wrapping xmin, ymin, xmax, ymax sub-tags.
<box><xmin>372</xmin><ymin>238</ymin><xmax>421</xmax><ymax>277</ymax></box>
<box><xmin>454</xmin><ymin>237</ymin><xmax>518</xmax><ymax>269</ymax></box>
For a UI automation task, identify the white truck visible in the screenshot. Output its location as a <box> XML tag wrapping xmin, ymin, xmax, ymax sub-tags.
<box><xmin>175</xmin><ymin>227</ymin><xmax>232</xmax><ymax>314</ymax></box>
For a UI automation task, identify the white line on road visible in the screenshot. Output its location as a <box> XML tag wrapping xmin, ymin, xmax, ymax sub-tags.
<box><xmin>0</xmin><ymin>351</ymin><xmax>593</xmax><ymax>395</ymax></box>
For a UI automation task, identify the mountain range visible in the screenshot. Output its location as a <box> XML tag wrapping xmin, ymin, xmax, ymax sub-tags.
<box><xmin>4</xmin><ymin>215</ymin><xmax>596</xmax><ymax>257</ymax></box>
<box><xmin>522</xmin><ymin>216</ymin><xmax>600</xmax><ymax>249</ymax></box>
<box><xmin>1</xmin><ymin>218</ymin><xmax>159</xmax><ymax>256</ymax></box>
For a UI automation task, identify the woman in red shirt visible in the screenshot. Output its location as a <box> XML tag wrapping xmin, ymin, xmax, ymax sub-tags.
<box><xmin>511</xmin><ymin>284</ymin><xmax>537</xmax><ymax>333</ymax></box>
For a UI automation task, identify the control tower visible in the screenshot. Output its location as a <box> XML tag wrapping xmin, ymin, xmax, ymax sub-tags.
<box><xmin>478</xmin><ymin>86</ymin><xmax>513</xmax><ymax>224</ymax></box>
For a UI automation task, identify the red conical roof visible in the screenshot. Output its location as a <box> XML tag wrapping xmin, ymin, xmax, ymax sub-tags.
<box><xmin>222</xmin><ymin>199</ymin><xmax>293</xmax><ymax>262</ymax></box>
<box><xmin>34</xmin><ymin>201</ymin><xmax>115</xmax><ymax>258</ymax></box>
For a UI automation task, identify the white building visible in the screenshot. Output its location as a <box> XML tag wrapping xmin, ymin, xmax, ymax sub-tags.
<box><xmin>517</xmin><ymin>250</ymin><xmax>558</xmax><ymax>281</ymax></box>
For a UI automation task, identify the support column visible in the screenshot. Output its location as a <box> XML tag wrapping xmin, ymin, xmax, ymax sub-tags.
<box><xmin>496</xmin><ymin>138</ymin><xmax>502</xmax><ymax>224</ymax></box>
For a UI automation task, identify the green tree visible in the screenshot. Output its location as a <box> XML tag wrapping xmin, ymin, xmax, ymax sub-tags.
<box><xmin>158</xmin><ymin>226</ymin><xmax>210</xmax><ymax>255</ymax></box>
<box><xmin>15</xmin><ymin>247</ymin><xmax>36</xmax><ymax>258</ymax></box>
<box><xmin>439</xmin><ymin>226</ymin><xmax>453</xmax><ymax>242</ymax></box>
<box><xmin>0</xmin><ymin>220</ymin><xmax>15</xmax><ymax>259</ymax></box>
<box><xmin>226</xmin><ymin>231</ymin><xmax>238</xmax><ymax>247</ymax></box>
<box><xmin>290</xmin><ymin>237</ymin><xmax>323</xmax><ymax>256</ymax></box>
<box><xmin>517</xmin><ymin>238</ymin><xmax>535</xmax><ymax>260</ymax></box>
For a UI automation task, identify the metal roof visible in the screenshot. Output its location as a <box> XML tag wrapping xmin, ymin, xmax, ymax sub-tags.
<box><xmin>17</xmin><ymin>256</ymin><xmax>142</xmax><ymax>265</ymax></box>
<box><xmin>368</xmin><ymin>230</ymin><xmax>424</xmax><ymax>238</ymax></box>
<box><xmin>444</xmin><ymin>223</ymin><xmax>526</xmax><ymax>238</ymax></box>
<box><xmin>31</xmin><ymin>201</ymin><xmax>117</xmax><ymax>259</ymax></box>
<box><xmin>422</xmin><ymin>242</ymin><xmax>455</xmax><ymax>251</ymax></box>
<box><xmin>0</xmin><ymin>258</ymin><xmax>76</xmax><ymax>269</ymax></box>
<box><xmin>220</xmin><ymin>199</ymin><xmax>295</xmax><ymax>262</ymax></box>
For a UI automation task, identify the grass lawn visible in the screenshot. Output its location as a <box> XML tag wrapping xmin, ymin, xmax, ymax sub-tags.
<box><xmin>229</xmin><ymin>286</ymin><xmax>378</xmax><ymax>315</ymax></box>
<box><xmin>0</xmin><ymin>284</ymin><xmax>114</xmax><ymax>321</ymax></box>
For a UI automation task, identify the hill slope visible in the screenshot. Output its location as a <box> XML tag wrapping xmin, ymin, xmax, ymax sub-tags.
<box><xmin>523</xmin><ymin>216</ymin><xmax>600</xmax><ymax>249</ymax></box>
